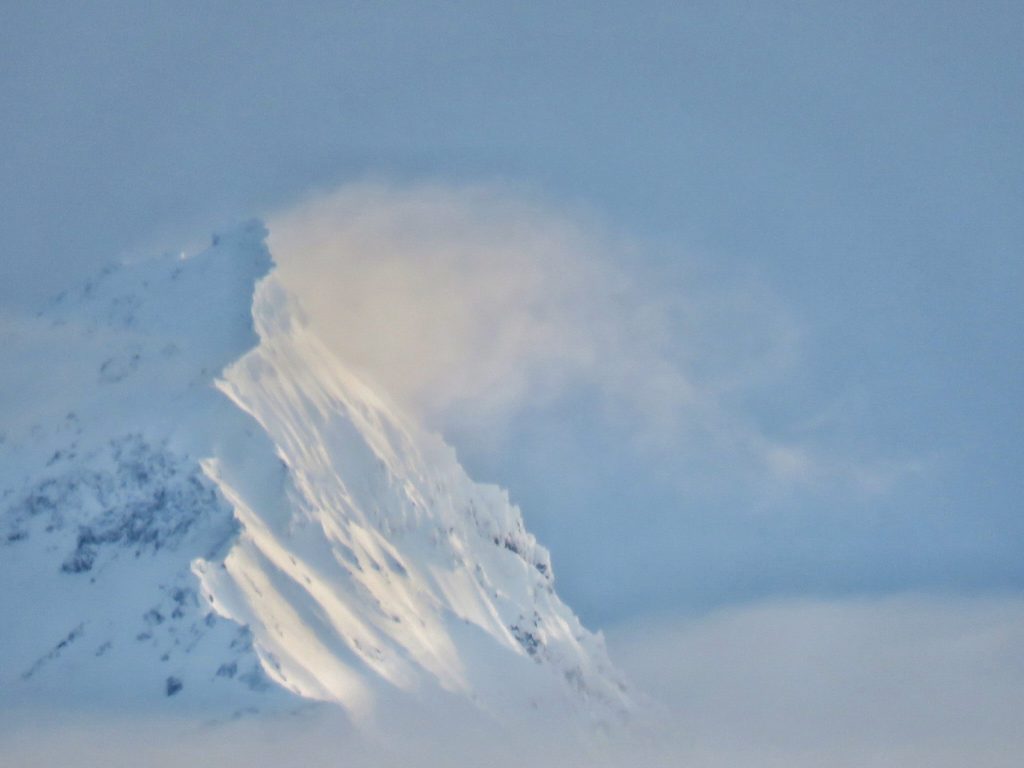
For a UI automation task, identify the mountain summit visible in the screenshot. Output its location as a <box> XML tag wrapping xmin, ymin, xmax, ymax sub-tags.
<box><xmin>0</xmin><ymin>222</ymin><xmax>631</xmax><ymax>730</ymax></box>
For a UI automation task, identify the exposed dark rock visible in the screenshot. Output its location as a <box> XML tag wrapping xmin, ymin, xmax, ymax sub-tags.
<box><xmin>510</xmin><ymin>623</ymin><xmax>543</xmax><ymax>659</ymax></box>
<box><xmin>0</xmin><ymin>434</ymin><xmax>236</xmax><ymax>573</ymax></box>
<box><xmin>21</xmin><ymin>624</ymin><xmax>85</xmax><ymax>680</ymax></box>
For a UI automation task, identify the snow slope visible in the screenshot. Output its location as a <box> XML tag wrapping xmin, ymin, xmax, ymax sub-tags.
<box><xmin>0</xmin><ymin>222</ymin><xmax>631</xmax><ymax>730</ymax></box>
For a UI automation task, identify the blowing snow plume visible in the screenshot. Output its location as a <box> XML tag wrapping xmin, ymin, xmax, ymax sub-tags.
<box><xmin>266</xmin><ymin>181</ymin><xmax>894</xmax><ymax>498</ymax></box>
<box><xmin>266</xmin><ymin>182</ymin><xmax>632</xmax><ymax>434</ymax></box>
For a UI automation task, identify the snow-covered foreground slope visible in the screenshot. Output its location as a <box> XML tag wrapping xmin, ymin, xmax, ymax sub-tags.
<box><xmin>0</xmin><ymin>222</ymin><xmax>631</xmax><ymax>734</ymax></box>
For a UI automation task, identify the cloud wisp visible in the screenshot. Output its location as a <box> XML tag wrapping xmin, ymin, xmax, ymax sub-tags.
<box><xmin>266</xmin><ymin>179</ymin><xmax>908</xmax><ymax>497</ymax></box>
<box><xmin>5</xmin><ymin>595</ymin><xmax>1021</xmax><ymax>767</ymax></box>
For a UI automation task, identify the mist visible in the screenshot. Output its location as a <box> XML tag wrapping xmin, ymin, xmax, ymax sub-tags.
<box><xmin>266</xmin><ymin>180</ymin><xmax>885</xmax><ymax>494</ymax></box>
<box><xmin>5</xmin><ymin>594</ymin><xmax>1022</xmax><ymax>767</ymax></box>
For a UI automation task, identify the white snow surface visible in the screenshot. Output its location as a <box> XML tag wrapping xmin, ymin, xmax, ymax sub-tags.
<box><xmin>0</xmin><ymin>222</ymin><xmax>631</xmax><ymax>730</ymax></box>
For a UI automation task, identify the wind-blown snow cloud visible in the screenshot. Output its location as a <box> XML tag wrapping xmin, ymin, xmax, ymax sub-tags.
<box><xmin>266</xmin><ymin>180</ymin><xmax>907</xmax><ymax>495</ymax></box>
<box><xmin>268</xmin><ymin>181</ymin><xmax>623</xmax><ymax>428</ymax></box>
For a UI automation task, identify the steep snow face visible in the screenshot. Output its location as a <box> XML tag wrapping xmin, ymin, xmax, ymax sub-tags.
<box><xmin>197</xmin><ymin>279</ymin><xmax>631</xmax><ymax>725</ymax></box>
<box><xmin>0</xmin><ymin>222</ymin><xmax>631</xmax><ymax>728</ymax></box>
<box><xmin>0</xmin><ymin>222</ymin><xmax>287</xmax><ymax>715</ymax></box>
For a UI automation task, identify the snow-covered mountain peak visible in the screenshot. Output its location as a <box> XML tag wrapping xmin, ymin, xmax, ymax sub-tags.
<box><xmin>0</xmin><ymin>222</ymin><xmax>632</xmax><ymax>730</ymax></box>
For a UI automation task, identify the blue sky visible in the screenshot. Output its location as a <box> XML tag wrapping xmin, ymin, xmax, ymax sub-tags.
<box><xmin>2</xmin><ymin>1</ymin><xmax>1022</xmax><ymax>627</ymax></box>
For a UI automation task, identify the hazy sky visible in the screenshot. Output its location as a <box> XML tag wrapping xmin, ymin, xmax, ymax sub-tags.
<box><xmin>2</xmin><ymin>1</ymin><xmax>1022</xmax><ymax>627</ymax></box>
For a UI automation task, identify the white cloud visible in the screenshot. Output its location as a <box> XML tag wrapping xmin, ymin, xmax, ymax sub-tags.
<box><xmin>606</xmin><ymin>594</ymin><xmax>1024</xmax><ymax>767</ymax></box>
<box><xmin>6</xmin><ymin>595</ymin><xmax>1021</xmax><ymax>767</ymax></box>
<box><xmin>267</xmin><ymin>181</ymin><xmax>626</xmax><ymax>428</ymax></box>
<box><xmin>266</xmin><ymin>179</ymin><xmax>889</xmax><ymax>495</ymax></box>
